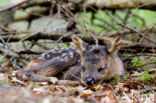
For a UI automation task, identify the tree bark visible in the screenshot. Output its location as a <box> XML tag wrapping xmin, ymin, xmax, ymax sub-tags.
<box><xmin>84</xmin><ymin>0</ymin><xmax>156</xmax><ymax>10</ymax></box>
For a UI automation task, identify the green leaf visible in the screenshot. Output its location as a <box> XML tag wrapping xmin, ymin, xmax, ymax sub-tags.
<box><xmin>132</xmin><ymin>58</ymin><xmax>143</xmax><ymax>67</ymax></box>
<box><xmin>61</xmin><ymin>71</ymin><xmax>69</xmax><ymax>75</ymax></box>
<box><xmin>137</xmin><ymin>71</ymin><xmax>156</xmax><ymax>83</ymax></box>
<box><xmin>113</xmin><ymin>76</ymin><xmax>120</xmax><ymax>83</ymax></box>
<box><xmin>70</xmin><ymin>87</ymin><xmax>77</xmax><ymax>92</ymax></box>
<box><xmin>144</xmin><ymin>92</ymin><xmax>151</xmax><ymax>97</ymax></box>
<box><xmin>123</xmin><ymin>74</ymin><xmax>129</xmax><ymax>79</ymax></box>
<box><xmin>64</xmin><ymin>44</ymin><xmax>71</xmax><ymax>48</ymax></box>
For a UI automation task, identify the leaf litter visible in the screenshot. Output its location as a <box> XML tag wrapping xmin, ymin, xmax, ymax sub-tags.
<box><xmin>0</xmin><ymin>69</ymin><xmax>155</xmax><ymax>103</ymax></box>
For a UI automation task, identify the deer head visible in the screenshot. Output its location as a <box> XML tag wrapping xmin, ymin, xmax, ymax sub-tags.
<box><xmin>72</xmin><ymin>35</ymin><xmax>122</xmax><ymax>86</ymax></box>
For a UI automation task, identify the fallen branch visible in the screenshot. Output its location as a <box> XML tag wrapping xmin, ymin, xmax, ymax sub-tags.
<box><xmin>0</xmin><ymin>33</ymin><xmax>133</xmax><ymax>45</ymax></box>
<box><xmin>97</xmin><ymin>28</ymin><xmax>156</xmax><ymax>37</ymax></box>
<box><xmin>120</xmin><ymin>44</ymin><xmax>156</xmax><ymax>53</ymax></box>
<box><xmin>1</xmin><ymin>33</ymin><xmax>155</xmax><ymax>54</ymax></box>
<box><xmin>85</xmin><ymin>0</ymin><xmax>156</xmax><ymax>10</ymax></box>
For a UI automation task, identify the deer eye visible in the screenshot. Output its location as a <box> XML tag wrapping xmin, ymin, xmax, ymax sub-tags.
<box><xmin>81</xmin><ymin>66</ymin><xmax>85</xmax><ymax>71</ymax></box>
<box><xmin>97</xmin><ymin>67</ymin><xmax>103</xmax><ymax>72</ymax></box>
<box><xmin>97</xmin><ymin>65</ymin><xmax>106</xmax><ymax>72</ymax></box>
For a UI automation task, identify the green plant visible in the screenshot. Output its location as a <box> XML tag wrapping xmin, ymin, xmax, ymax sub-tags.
<box><xmin>143</xmin><ymin>92</ymin><xmax>151</xmax><ymax>97</ymax></box>
<box><xmin>137</xmin><ymin>71</ymin><xmax>155</xmax><ymax>83</ymax></box>
<box><xmin>61</xmin><ymin>71</ymin><xmax>70</xmax><ymax>76</ymax></box>
<box><xmin>64</xmin><ymin>44</ymin><xmax>71</xmax><ymax>48</ymax></box>
<box><xmin>123</xmin><ymin>74</ymin><xmax>129</xmax><ymax>79</ymax></box>
<box><xmin>70</xmin><ymin>87</ymin><xmax>77</xmax><ymax>92</ymax></box>
<box><xmin>114</xmin><ymin>76</ymin><xmax>121</xmax><ymax>83</ymax></box>
<box><xmin>132</xmin><ymin>58</ymin><xmax>143</xmax><ymax>67</ymax></box>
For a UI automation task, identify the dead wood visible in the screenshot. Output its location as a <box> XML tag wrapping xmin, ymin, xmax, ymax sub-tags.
<box><xmin>0</xmin><ymin>33</ymin><xmax>133</xmax><ymax>45</ymax></box>
<box><xmin>1</xmin><ymin>33</ymin><xmax>155</xmax><ymax>55</ymax></box>
<box><xmin>84</xmin><ymin>0</ymin><xmax>156</xmax><ymax>10</ymax></box>
<box><xmin>120</xmin><ymin>44</ymin><xmax>156</xmax><ymax>53</ymax></box>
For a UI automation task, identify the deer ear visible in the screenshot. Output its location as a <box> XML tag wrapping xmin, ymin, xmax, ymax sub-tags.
<box><xmin>108</xmin><ymin>36</ymin><xmax>121</xmax><ymax>56</ymax></box>
<box><xmin>71</xmin><ymin>35</ymin><xmax>86</xmax><ymax>55</ymax></box>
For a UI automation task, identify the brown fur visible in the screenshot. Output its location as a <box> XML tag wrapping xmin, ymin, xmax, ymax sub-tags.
<box><xmin>17</xmin><ymin>35</ymin><xmax>124</xmax><ymax>86</ymax></box>
<box><xmin>26</xmin><ymin>60</ymin><xmax>42</xmax><ymax>68</ymax></box>
<box><xmin>37</xmin><ymin>67</ymin><xmax>60</xmax><ymax>76</ymax></box>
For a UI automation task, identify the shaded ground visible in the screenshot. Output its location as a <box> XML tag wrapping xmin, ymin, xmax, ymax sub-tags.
<box><xmin>0</xmin><ymin>70</ymin><xmax>155</xmax><ymax>103</ymax></box>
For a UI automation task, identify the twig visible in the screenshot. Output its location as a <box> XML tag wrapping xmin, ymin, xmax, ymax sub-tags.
<box><xmin>17</xmin><ymin>50</ymin><xmax>42</xmax><ymax>55</ymax></box>
<box><xmin>123</xmin><ymin>9</ymin><xmax>131</xmax><ymax>25</ymax></box>
<box><xmin>138</xmin><ymin>23</ymin><xmax>156</xmax><ymax>43</ymax></box>
<box><xmin>93</xmin><ymin>16</ymin><xmax>115</xmax><ymax>31</ymax></box>
<box><xmin>83</xmin><ymin>8</ymin><xmax>99</xmax><ymax>46</ymax></box>
<box><xmin>120</xmin><ymin>43</ymin><xmax>156</xmax><ymax>53</ymax></box>
<box><xmin>106</xmin><ymin>10</ymin><xmax>156</xmax><ymax>44</ymax></box>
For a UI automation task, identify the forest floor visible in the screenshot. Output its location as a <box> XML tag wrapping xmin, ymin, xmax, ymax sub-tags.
<box><xmin>0</xmin><ymin>0</ymin><xmax>156</xmax><ymax>103</ymax></box>
<box><xmin>0</xmin><ymin>69</ymin><xmax>155</xmax><ymax>103</ymax></box>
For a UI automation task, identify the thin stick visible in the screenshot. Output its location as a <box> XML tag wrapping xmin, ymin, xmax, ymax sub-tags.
<box><xmin>106</xmin><ymin>10</ymin><xmax>156</xmax><ymax>44</ymax></box>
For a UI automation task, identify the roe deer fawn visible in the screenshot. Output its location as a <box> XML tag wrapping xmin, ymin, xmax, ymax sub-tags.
<box><xmin>17</xmin><ymin>35</ymin><xmax>124</xmax><ymax>86</ymax></box>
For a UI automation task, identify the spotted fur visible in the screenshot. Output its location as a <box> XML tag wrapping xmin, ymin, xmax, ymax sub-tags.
<box><xmin>17</xmin><ymin>35</ymin><xmax>124</xmax><ymax>86</ymax></box>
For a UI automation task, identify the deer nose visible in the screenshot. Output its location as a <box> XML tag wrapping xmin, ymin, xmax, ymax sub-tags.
<box><xmin>84</xmin><ymin>77</ymin><xmax>96</xmax><ymax>86</ymax></box>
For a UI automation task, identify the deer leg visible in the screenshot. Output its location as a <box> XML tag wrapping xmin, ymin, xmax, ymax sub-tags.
<box><xmin>17</xmin><ymin>71</ymin><xmax>58</xmax><ymax>84</ymax></box>
<box><xmin>17</xmin><ymin>47</ymin><xmax>79</xmax><ymax>83</ymax></box>
<box><xmin>58</xmin><ymin>80</ymin><xmax>81</xmax><ymax>86</ymax></box>
<box><xmin>17</xmin><ymin>70</ymin><xmax>82</xmax><ymax>85</ymax></box>
<box><xmin>17</xmin><ymin>55</ymin><xmax>79</xmax><ymax>82</ymax></box>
